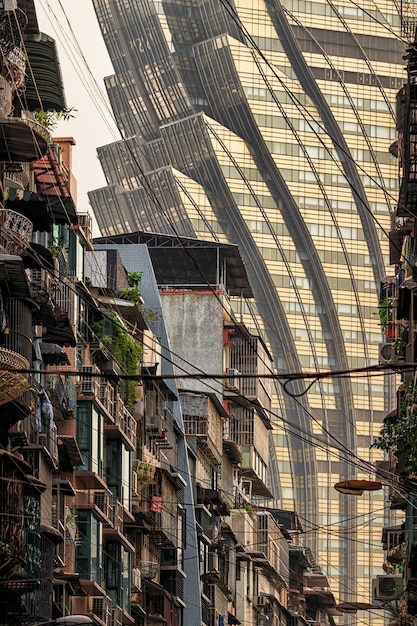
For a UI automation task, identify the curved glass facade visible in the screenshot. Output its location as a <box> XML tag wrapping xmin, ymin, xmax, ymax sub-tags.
<box><xmin>90</xmin><ymin>0</ymin><xmax>405</xmax><ymax>618</ymax></box>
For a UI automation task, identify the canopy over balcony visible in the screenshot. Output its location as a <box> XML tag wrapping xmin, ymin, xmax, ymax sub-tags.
<box><xmin>0</xmin><ymin>117</ymin><xmax>49</xmax><ymax>162</ymax></box>
<box><xmin>23</xmin><ymin>32</ymin><xmax>66</xmax><ymax>111</ymax></box>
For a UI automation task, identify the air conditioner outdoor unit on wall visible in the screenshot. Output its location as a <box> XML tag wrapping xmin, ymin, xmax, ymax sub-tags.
<box><xmin>379</xmin><ymin>342</ymin><xmax>396</xmax><ymax>364</ymax></box>
<box><xmin>80</xmin><ymin>365</ymin><xmax>99</xmax><ymax>394</ymax></box>
<box><xmin>226</xmin><ymin>368</ymin><xmax>241</xmax><ymax>391</ymax></box>
<box><xmin>372</xmin><ymin>575</ymin><xmax>403</xmax><ymax>602</ymax></box>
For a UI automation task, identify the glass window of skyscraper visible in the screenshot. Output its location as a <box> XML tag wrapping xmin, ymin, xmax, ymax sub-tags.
<box><xmin>89</xmin><ymin>0</ymin><xmax>406</xmax><ymax>621</ymax></box>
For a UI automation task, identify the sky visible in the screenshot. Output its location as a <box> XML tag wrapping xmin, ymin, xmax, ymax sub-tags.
<box><xmin>34</xmin><ymin>0</ymin><xmax>119</xmax><ymax>230</ymax></box>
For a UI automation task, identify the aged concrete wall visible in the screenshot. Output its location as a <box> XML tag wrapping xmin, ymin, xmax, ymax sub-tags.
<box><xmin>160</xmin><ymin>291</ymin><xmax>225</xmax><ymax>400</ymax></box>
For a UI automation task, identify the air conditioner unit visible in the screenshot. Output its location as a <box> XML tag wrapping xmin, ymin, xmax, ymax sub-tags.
<box><xmin>131</xmin><ymin>567</ymin><xmax>142</xmax><ymax>591</ymax></box>
<box><xmin>80</xmin><ymin>365</ymin><xmax>99</xmax><ymax>394</ymax></box>
<box><xmin>226</xmin><ymin>368</ymin><xmax>241</xmax><ymax>391</ymax></box>
<box><xmin>90</xmin><ymin>596</ymin><xmax>111</xmax><ymax>623</ymax></box>
<box><xmin>372</xmin><ymin>575</ymin><xmax>403</xmax><ymax>601</ymax></box>
<box><xmin>131</xmin><ymin>470</ymin><xmax>138</xmax><ymax>496</ymax></box>
<box><xmin>208</xmin><ymin>550</ymin><xmax>219</xmax><ymax>574</ymax></box>
<box><xmin>379</xmin><ymin>342</ymin><xmax>396</xmax><ymax>364</ymax></box>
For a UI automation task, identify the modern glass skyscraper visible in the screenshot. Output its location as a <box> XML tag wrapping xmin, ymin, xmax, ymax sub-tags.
<box><xmin>89</xmin><ymin>0</ymin><xmax>405</xmax><ymax>618</ymax></box>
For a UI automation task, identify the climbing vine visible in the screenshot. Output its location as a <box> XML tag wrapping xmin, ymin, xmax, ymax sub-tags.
<box><xmin>92</xmin><ymin>313</ymin><xmax>143</xmax><ymax>410</ymax></box>
<box><xmin>372</xmin><ymin>382</ymin><xmax>417</xmax><ymax>475</ymax></box>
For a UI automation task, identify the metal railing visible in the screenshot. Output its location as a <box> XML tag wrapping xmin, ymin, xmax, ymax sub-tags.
<box><xmin>0</xmin><ymin>207</ymin><xmax>32</xmax><ymax>255</ymax></box>
<box><xmin>112</xmin><ymin>396</ymin><xmax>137</xmax><ymax>449</ymax></box>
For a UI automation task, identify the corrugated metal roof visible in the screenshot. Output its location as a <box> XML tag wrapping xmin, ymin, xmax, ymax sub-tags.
<box><xmin>94</xmin><ymin>231</ymin><xmax>253</xmax><ymax>298</ymax></box>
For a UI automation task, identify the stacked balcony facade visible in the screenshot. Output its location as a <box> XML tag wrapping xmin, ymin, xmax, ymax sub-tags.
<box><xmin>370</xmin><ymin>31</ymin><xmax>417</xmax><ymax>626</ymax></box>
<box><xmin>92</xmin><ymin>233</ymin><xmax>338</xmax><ymax>626</ymax></box>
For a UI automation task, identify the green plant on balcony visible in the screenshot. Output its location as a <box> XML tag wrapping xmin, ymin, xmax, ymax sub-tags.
<box><xmin>372</xmin><ymin>382</ymin><xmax>417</xmax><ymax>475</ymax></box>
<box><xmin>120</xmin><ymin>271</ymin><xmax>143</xmax><ymax>305</ymax></box>
<box><xmin>0</xmin><ymin>541</ymin><xmax>11</xmax><ymax>556</ymax></box>
<box><xmin>378</xmin><ymin>297</ymin><xmax>393</xmax><ymax>333</ymax></box>
<box><xmin>65</xmin><ymin>503</ymin><xmax>77</xmax><ymax>545</ymax></box>
<box><xmin>48</xmin><ymin>235</ymin><xmax>69</xmax><ymax>258</ymax></box>
<box><xmin>119</xmin><ymin>271</ymin><xmax>159</xmax><ymax>321</ymax></box>
<box><xmin>135</xmin><ymin>460</ymin><xmax>155</xmax><ymax>483</ymax></box>
<box><xmin>34</xmin><ymin>107</ymin><xmax>77</xmax><ymax>131</ymax></box>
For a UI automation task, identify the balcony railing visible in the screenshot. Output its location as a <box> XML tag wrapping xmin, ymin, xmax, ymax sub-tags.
<box><xmin>77</xmin><ymin>489</ymin><xmax>112</xmax><ymax>522</ymax></box>
<box><xmin>110</xmin><ymin>396</ymin><xmax>137</xmax><ymax>450</ymax></box>
<box><xmin>137</xmin><ymin>560</ymin><xmax>159</xmax><ymax>580</ymax></box>
<box><xmin>27</xmin><ymin>268</ymin><xmax>56</xmax><ymax>306</ymax></box>
<box><xmin>53</xmin><ymin>275</ymin><xmax>77</xmax><ymax>322</ymax></box>
<box><xmin>0</xmin><ymin>207</ymin><xmax>33</xmax><ymax>255</ymax></box>
<box><xmin>182</xmin><ymin>393</ymin><xmax>223</xmax><ymax>456</ymax></box>
<box><xmin>133</xmin><ymin>459</ymin><xmax>156</xmax><ymax>484</ymax></box>
<box><xmin>0</xmin><ymin>347</ymin><xmax>30</xmax><ymax>406</ymax></box>
<box><xmin>111</xmin><ymin>606</ymin><xmax>123</xmax><ymax>626</ymax></box>
<box><xmin>109</xmin><ymin>498</ymin><xmax>124</xmax><ymax>533</ymax></box>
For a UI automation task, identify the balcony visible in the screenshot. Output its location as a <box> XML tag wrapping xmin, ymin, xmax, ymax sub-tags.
<box><xmin>137</xmin><ymin>560</ymin><xmax>159</xmax><ymax>580</ymax></box>
<box><xmin>0</xmin><ymin>207</ymin><xmax>32</xmax><ymax>255</ymax></box>
<box><xmin>27</xmin><ymin>267</ymin><xmax>55</xmax><ymax>307</ymax></box>
<box><xmin>225</xmin><ymin>327</ymin><xmax>273</xmax><ymax>408</ymax></box>
<box><xmin>76</xmin><ymin>489</ymin><xmax>113</xmax><ymax>524</ymax></box>
<box><xmin>97</xmin><ymin>381</ymin><xmax>115</xmax><ymax>422</ymax></box>
<box><xmin>0</xmin><ymin>347</ymin><xmax>30</xmax><ymax>406</ymax></box>
<box><xmin>36</xmin><ymin>423</ymin><xmax>59</xmax><ymax>469</ymax></box>
<box><xmin>0</xmin><ymin>451</ymin><xmax>30</xmax><ymax>579</ymax></box>
<box><xmin>195</xmin><ymin>504</ymin><xmax>217</xmax><ymax>541</ymax></box>
<box><xmin>182</xmin><ymin>392</ymin><xmax>223</xmax><ymax>461</ymax></box>
<box><xmin>111</xmin><ymin>605</ymin><xmax>134</xmax><ymax>626</ymax></box>
<box><xmin>46</xmin><ymin>374</ymin><xmax>76</xmax><ymax>420</ymax></box>
<box><xmin>230</xmin><ymin>509</ymin><xmax>256</xmax><ymax>552</ymax></box>
<box><xmin>102</xmin><ymin>498</ymin><xmax>135</xmax><ymax>552</ymax></box>
<box><xmin>41</xmin><ymin>307</ymin><xmax>76</xmax><ymax>347</ymax></box>
<box><xmin>133</xmin><ymin>459</ymin><xmax>156</xmax><ymax>485</ymax></box>
<box><xmin>32</xmin><ymin>147</ymin><xmax>78</xmax><ymax>225</ymax></box>
<box><xmin>0</xmin><ymin>75</ymin><xmax>12</xmax><ymax>117</ymax></box>
<box><xmin>160</xmin><ymin>568</ymin><xmax>185</xmax><ymax>601</ymax></box>
<box><xmin>255</xmin><ymin>513</ymin><xmax>289</xmax><ymax>582</ymax></box>
<box><xmin>106</xmin><ymin>396</ymin><xmax>137</xmax><ymax>451</ymax></box>
<box><xmin>382</xmin><ymin>525</ymin><xmax>405</xmax><ymax>564</ymax></box>
<box><xmin>53</xmin><ymin>275</ymin><xmax>77</xmax><ymax>323</ymax></box>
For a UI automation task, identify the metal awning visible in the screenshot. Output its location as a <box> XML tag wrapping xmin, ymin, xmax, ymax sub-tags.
<box><xmin>303</xmin><ymin>572</ymin><xmax>330</xmax><ymax>588</ymax></box>
<box><xmin>32</xmin><ymin>147</ymin><xmax>78</xmax><ymax>225</ymax></box>
<box><xmin>97</xmin><ymin>295</ymin><xmax>148</xmax><ymax>329</ymax></box>
<box><xmin>59</xmin><ymin>435</ymin><xmax>84</xmax><ymax>467</ymax></box>
<box><xmin>0</xmin><ymin>117</ymin><xmax>49</xmax><ymax>162</ymax></box>
<box><xmin>40</xmin><ymin>342</ymin><xmax>70</xmax><ymax>365</ymax></box>
<box><xmin>6</xmin><ymin>187</ymin><xmax>52</xmax><ymax>231</ymax></box>
<box><xmin>0</xmin><ymin>254</ymin><xmax>31</xmax><ymax>297</ymax></box>
<box><xmin>23</xmin><ymin>32</ymin><xmax>66</xmax><ymax>111</ymax></box>
<box><xmin>41</xmin><ymin>523</ymin><xmax>64</xmax><ymax>545</ymax></box>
